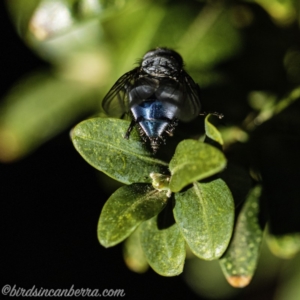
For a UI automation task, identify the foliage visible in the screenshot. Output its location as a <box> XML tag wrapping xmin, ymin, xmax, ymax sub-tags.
<box><xmin>2</xmin><ymin>0</ymin><xmax>300</xmax><ymax>298</ymax></box>
<box><xmin>72</xmin><ymin>115</ymin><xmax>234</xmax><ymax>276</ymax></box>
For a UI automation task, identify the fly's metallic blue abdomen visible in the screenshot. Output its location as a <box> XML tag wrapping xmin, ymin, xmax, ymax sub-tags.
<box><xmin>130</xmin><ymin>100</ymin><xmax>179</xmax><ymax>151</ymax></box>
<box><xmin>102</xmin><ymin>48</ymin><xmax>202</xmax><ymax>153</ymax></box>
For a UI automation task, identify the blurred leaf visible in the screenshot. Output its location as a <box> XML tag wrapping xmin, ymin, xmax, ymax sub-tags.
<box><xmin>174</xmin><ymin>179</ymin><xmax>234</xmax><ymax>260</ymax></box>
<box><xmin>98</xmin><ymin>183</ymin><xmax>168</xmax><ymax>248</ymax></box>
<box><xmin>103</xmin><ymin>0</ymin><xmax>166</xmax><ymax>76</ymax></box>
<box><xmin>0</xmin><ymin>72</ymin><xmax>96</xmax><ymax>162</ymax></box>
<box><xmin>30</xmin><ymin>20</ymin><xmax>104</xmax><ymax>63</ymax></box>
<box><xmin>177</xmin><ymin>2</ymin><xmax>241</xmax><ymax>71</ymax></box>
<box><xmin>266</xmin><ymin>232</ymin><xmax>300</xmax><ymax>259</ymax></box>
<box><xmin>284</xmin><ymin>49</ymin><xmax>300</xmax><ymax>84</ymax></box>
<box><xmin>274</xmin><ymin>254</ymin><xmax>300</xmax><ymax>300</ymax></box>
<box><xmin>6</xmin><ymin>0</ymin><xmax>108</xmax><ymax>63</ymax></box>
<box><xmin>7</xmin><ymin>0</ymin><xmax>108</xmax><ymax>36</ymax></box>
<box><xmin>219</xmin><ymin>126</ymin><xmax>249</xmax><ymax>146</ymax></box>
<box><xmin>6</xmin><ymin>0</ymin><xmax>41</xmax><ymax>37</ymax></box>
<box><xmin>140</xmin><ymin>213</ymin><xmax>186</xmax><ymax>276</ymax></box>
<box><xmin>136</xmin><ymin>1</ymin><xmax>241</xmax><ymax>87</ymax></box>
<box><xmin>184</xmin><ymin>258</ymin><xmax>240</xmax><ymax>299</ymax></box>
<box><xmin>219</xmin><ymin>185</ymin><xmax>263</xmax><ymax>288</ymax></box>
<box><xmin>204</xmin><ymin>114</ymin><xmax>224</xmax><ymax>145</ymax></box>
<box><xmin>274</xmin><ymin>86</ymin><xmax>300</xmax><ymax>114</ymax></box>
<box><xmin>123</xmin><ymin>226</ymin><xmax>149</xmax><ymax>273</ymax></box>
<box><xmin>248</xmin><ymin>91</ymin><xmax>276</xmax><ymax>111</ymax></box>
<box><xmin>253</xmin><ymin>0</ymin><xmax>298</xmax><ymax>26</ymax></box>
<box><xmin>169</xmin><ymin>140</ymin><xmax>226</xmax><ymax>193</ymax></box>
<box><xmin>75</xmin><ymin>0</ymin><xmax>125</xmax><ymax>18</ymax></box>
<box><xmin>103</xmin><ymin>1</ymin><xmax>242</xmax><ymax>87</ymax></box>
<box><xmin>246</xmin><ymin>87</ymin><xmax>300</xmax><ymax>131</ymax></box>
<box><xmin>28</xmin><ymin>0</ymin><xmax>74</xmax><ymax>40</ymax></box>
<box><xmin>71</xmin><ymin>118</ymin><xmax>169</xmax><ymax>184</ymax></box>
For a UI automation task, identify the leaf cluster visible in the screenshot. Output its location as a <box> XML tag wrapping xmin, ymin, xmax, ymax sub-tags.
<box><xmin>72</xmin><ymin>115</ymin><xmax>265</xmax><ymax>286</ymax></box>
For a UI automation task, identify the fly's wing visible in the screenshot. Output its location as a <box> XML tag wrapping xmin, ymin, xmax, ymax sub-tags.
<box><xmin>128</xmin><ymin>76</ymin><xmax>159</xmax><ymax>107</ymax></box>
<box><xmin>175</xmin><ymin>71</ymin><xmax>201</xmax><ymax>122</ymax></box>
<box><xmin>155</xmin><ymin>71</ymin><xmax>201</xmax><ymax>122</ymax></box>
<box><xmin>102</xmin><ymin>68</ymin><xmax>138</xmax><ymax>117</ymax></box>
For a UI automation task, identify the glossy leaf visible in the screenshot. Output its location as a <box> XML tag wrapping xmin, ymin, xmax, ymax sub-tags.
<box><xmin>169</xmin><ymin>140</ymin><xmax>226</xmax><ymax>192</ymax></box>
<box><xmin>204</xmin><ymin>114</ymin><xmax>224</xmax><ymax>145</ymax></box>
<box><xmin>174</xmin><ymin>179</ymin><xmax>234</xmax><ymax>260</ymax></box>
<box><xmin>219</xmin><ymin>185</ymin><xmax>263</xmax><ymax>288</ymax></box>
<box><xmin>123</xmin><ymin>227</ymin><xmax>149</xmax><ymax>273</ymax></box>
<box><xmin>140</xmin><ymin>214</ymin><xmax>186</xmax><ymax>276</ymax></box>
<box><xmin>98</xmin><ymin>183</ymin><xmax>168</xmax><ymax>248</ymax></box>
<box><xmin>72</xmin><ymin>118</ymin><xmax>168</xmax><ymax>184</ymax></box>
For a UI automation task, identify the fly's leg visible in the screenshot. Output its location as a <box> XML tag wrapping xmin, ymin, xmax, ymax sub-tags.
<box><xmin>200</xmin><ymin>112</ymin><xmax>224</xmax><ymax>119</ymax></box>
<box><xmin>124</xmin><ymin>116</ymin><xmax>144</xmax><ymax>139</ymax></box>
<box><xmin>164</xmin><ymin>119</ymin><xmax>178</xmax><ymax>136</ymax></box>
<box><xmin>124</xmin><ymin>120</ymin><xmax>136</xmax><ymax>139</ymax></box>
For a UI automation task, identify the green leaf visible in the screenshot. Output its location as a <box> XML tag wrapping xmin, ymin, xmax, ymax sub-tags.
<box><xmin>169</xmin><ymin>140</ymin><xmax>226</xmax><ymax>192</ymax></box>
<box><xmin>174</xmin><ymin>179</ymin><xmax>234</xmax><ymax>260</ymax></box>
<box><xmin>219</xmin><ymin>185</ymin><xmax>264</xmax><ymax>288</ymax></box>
<box><xmin>204</xmin><ymin>114</ymin><xmax>224</xmax><ymax>145</ymax></box>
<box><xmin>123</xmin><ymin>226</ymin><xmax>149</xmax><ymax>273</ymax></box>
<box><xmin>140</xmin><ymin>213</ymin><xmax>186</xmax><ymax>277</ymax></box>
<box><xmin>266</xmin><ymin>232</ymin><xmax>300</xmax><ymax>259</ymax></box>
<box><xmin>98</xmin><ymin>183</ymin><xmax>168</xmax><ymax>248</ymax></box>
<box><xmin>71</xmin><ymin>118</ymin><xmax>168</xmax><ymax>184</ymax></box>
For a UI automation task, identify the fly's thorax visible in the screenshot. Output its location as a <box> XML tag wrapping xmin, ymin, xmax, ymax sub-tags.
<box><xmin>141</xmin><ymin>48</ymin><xmax>183</xmax><ymax>77</ymax></box>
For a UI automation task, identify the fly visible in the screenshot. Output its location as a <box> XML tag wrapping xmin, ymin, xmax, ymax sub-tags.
<box><xmin>102</xmin><ymin>47</ymin><xmax>204</xmax><ymax>153</ymax></box>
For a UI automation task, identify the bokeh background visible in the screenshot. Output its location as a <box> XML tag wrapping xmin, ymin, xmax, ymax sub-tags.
<box><xmin>1</xmin><ymin>1</ymin><xmax>300</xmax><ymax>299</ymax></box>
